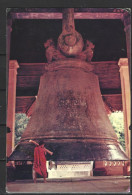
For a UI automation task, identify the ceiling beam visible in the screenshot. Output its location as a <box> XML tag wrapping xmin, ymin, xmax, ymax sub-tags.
<box><xmin>11</xmin><ymin>12</ymin><xmax>124</xmax><ymax>20</ymax></box>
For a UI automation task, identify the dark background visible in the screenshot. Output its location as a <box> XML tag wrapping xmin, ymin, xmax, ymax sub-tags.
<box><xmin>10</xmin><ymin>19</ymin><xmax>127</xmax><ymax>63</ymax></box>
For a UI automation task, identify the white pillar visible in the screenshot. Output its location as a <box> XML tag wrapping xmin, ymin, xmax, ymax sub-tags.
<box><xmin>7</xmin><ymin>60</ymin><xmax>19</xmax><ymax>157</ymax></box>
<box><xmin>118</xmin><ymin>58</ymin><xmax>131</xmax><ymax>158</ymax></box>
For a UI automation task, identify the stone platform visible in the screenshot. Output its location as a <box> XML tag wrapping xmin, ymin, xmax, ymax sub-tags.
<box><xmin>6</xmin><ymin>176</ymin><xmax>130</xmax><ymax>193</ymax></box>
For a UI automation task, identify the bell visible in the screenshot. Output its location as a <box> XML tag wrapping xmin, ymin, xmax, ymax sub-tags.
<box><xmin>9</xmin><ymin>58</ymin><xmax>128</xmax><ymax>161</ymax></box>
<box><xmin>8</xmin><ymin>8</ymin><xmax>128</xmax><ymax>162</ymax></box>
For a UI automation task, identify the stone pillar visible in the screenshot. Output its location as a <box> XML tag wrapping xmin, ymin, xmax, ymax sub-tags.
<box><xmin>118</xmin><ymin>58</ymin><xmax>130</xmax><ymax>158</ymax></box>
<box><xmin>7</xmin><ymin>60</ymin><xmax>19</xmax><ymax>157</ymax></box>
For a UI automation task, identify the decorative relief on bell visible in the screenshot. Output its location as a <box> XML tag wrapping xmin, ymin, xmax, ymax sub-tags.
<box><xmin>44</xmin><ymin>8</ymin><xmax>95</xmax><ymax>61</ymax></box>
<box><xmin>76</xmin><ymin>40</ymin><xmax>95</xmax><ymax>62</ymax></box>
<box><xmin>58</xmin><ymin>31</ymin><xmax>84</xmax><ymax>56</ymax></box>
<box><xmin>44</xmin><ymin>38</ymin><xmax>95</xmax><ymax>63</ymax></box>
<box><xmin>44</xmin><ymin>39</ymin><xmax>66</xmax><ymax>63</ymax></box>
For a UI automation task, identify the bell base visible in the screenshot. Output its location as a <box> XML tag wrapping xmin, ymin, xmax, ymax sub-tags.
<box><xmin>8</xmin><ymin>139</ymin><xmax>129</xmax><ymax>161</ymax></box>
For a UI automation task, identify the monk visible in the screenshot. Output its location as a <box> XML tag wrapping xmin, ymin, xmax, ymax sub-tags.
<box><xmin>29</xmin><ymin>140</ymin><xmax>53</xmax><ymax>183</ymax></box>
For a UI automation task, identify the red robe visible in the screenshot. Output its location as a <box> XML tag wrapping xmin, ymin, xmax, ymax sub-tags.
<box><xmin>33</xmin><ymin>146</ymin><xmax>47</xmax><ymax>178</ymax></box>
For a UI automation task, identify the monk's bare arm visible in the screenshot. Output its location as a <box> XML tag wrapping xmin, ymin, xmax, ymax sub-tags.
<box><xmin>29</xmin><ymin>140</ymin><xmax>39</xmax><ymax>146</ymax></box>
<box><xmin>44</xmin><ymin>148</ymin><xmax>53</xmax><ymax>155</ymax></box>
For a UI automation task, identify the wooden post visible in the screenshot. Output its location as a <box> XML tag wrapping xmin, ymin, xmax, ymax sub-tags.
<box><xmin>7</xmin><ymin>60</ymin><xmax>19</xmax><ymax>157</ymax></box>
<box><xmin>118</xmin><ymin>58</ymin><xmax>130</xmax><ymax>158</ymax></box>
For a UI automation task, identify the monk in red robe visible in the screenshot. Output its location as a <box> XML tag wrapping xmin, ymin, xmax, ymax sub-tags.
<box><xmin>29</xmin><ymin>140</ymin><xmax>53</xmax><ymax>183</ymax></box>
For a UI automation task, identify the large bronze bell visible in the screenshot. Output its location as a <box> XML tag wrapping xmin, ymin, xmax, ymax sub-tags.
<box><xmin>8</xmin><ymin>8</ymin><xmax>128</xmax><ymax>161</ymax></box>
<box><xmin>9</xmin><ymin>58</ymin><xmax>128</xmax><ymax>161</ymax></box>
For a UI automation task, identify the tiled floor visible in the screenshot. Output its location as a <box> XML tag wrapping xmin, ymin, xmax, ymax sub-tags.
<box><xmin>6</xmin><ymin>176</ymin><xmax>130</xmax><ymax>193</ymax></box>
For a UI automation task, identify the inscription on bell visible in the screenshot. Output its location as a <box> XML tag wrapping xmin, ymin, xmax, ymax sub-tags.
<box><xmin>56</xmin><ymin>90</ymin><xmax>87</xmax><ymax>130</ymax></box>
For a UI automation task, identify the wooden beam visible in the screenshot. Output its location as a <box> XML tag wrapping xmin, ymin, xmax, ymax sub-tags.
<box><xmin>101</xmin><ymin>88</ymin><xmax>121</xmax><ymax>95</ymax></box>
<box><xmin>16</xmin><ymin>96</ymin><xmax>36</xmax><ymax>113</ymax></box>
<box><xmin>16</xmin><ymin>88</ymin><xmax>38</xmax><ymax>96</ymax></box>
<box><xmin>17</xmin><ymin>75</ymin><xmax>40</xmax><ymax>88</ymax></box>
<box><xmin>18</xmin><ymin>63</ymin><xmax>46</xmax><ymax>76</ymax></box>
<box><xmin>16</xmin><ymin>96</ymin><xmax>35</xmax><ymax>99</ymax></box>
<box><xmin>11</xmin><ymin>12</ymin><xmax>124</xmax><ymax>20</ymax></box>
<box><xmin>25</xmin><ymin>97</ymin><xmax>36</xmax><ymax>115</ymax></box>
<box><xmin>16</xmin><ymin>61</ymin><xmax>122</xmax><ymax>97</ymax></box>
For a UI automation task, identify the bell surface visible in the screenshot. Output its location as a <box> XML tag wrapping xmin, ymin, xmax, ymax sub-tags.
<box><xmin>8</xmin><ymin>59</ymin><xmax>128</xmax><ymax>161</ymax></box>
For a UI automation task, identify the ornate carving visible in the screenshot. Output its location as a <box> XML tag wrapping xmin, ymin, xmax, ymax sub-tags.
<box><xmin>58</xmin><ymin>8</ymin><xmax>84</xmax><ymax>56</ymax></box>
<box><xmin>76</xmin><ymin>40</ymin><xmax>95</xmax><ymax>62</ymax></box>
<box><xmin>44</xmin><ymin>9</ymin><xmax>95</xmax><ymax>62</ymax></box>
<box><xmin>44</xmin><ymin>39</ymin><xmax>66</xmax><ymax>63</ymax></box>
<box><xmin>58</xmin><ymin>31</ymin><xmax>84</xmax><ymax>56</ymax></box>
<box><xmin>9</xmin><ymin>60</ymin><xmax>19</xmax><ymax>70</ymax></box>
<box><xmin>44</xmin><ymin>39</ymin><xmax>95</xmax><ymax>63</ymax></box>
<box><xmin>113</xmin><ymin>8</ymin><xmax>131</xmax><ymax>13</ymax></box>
